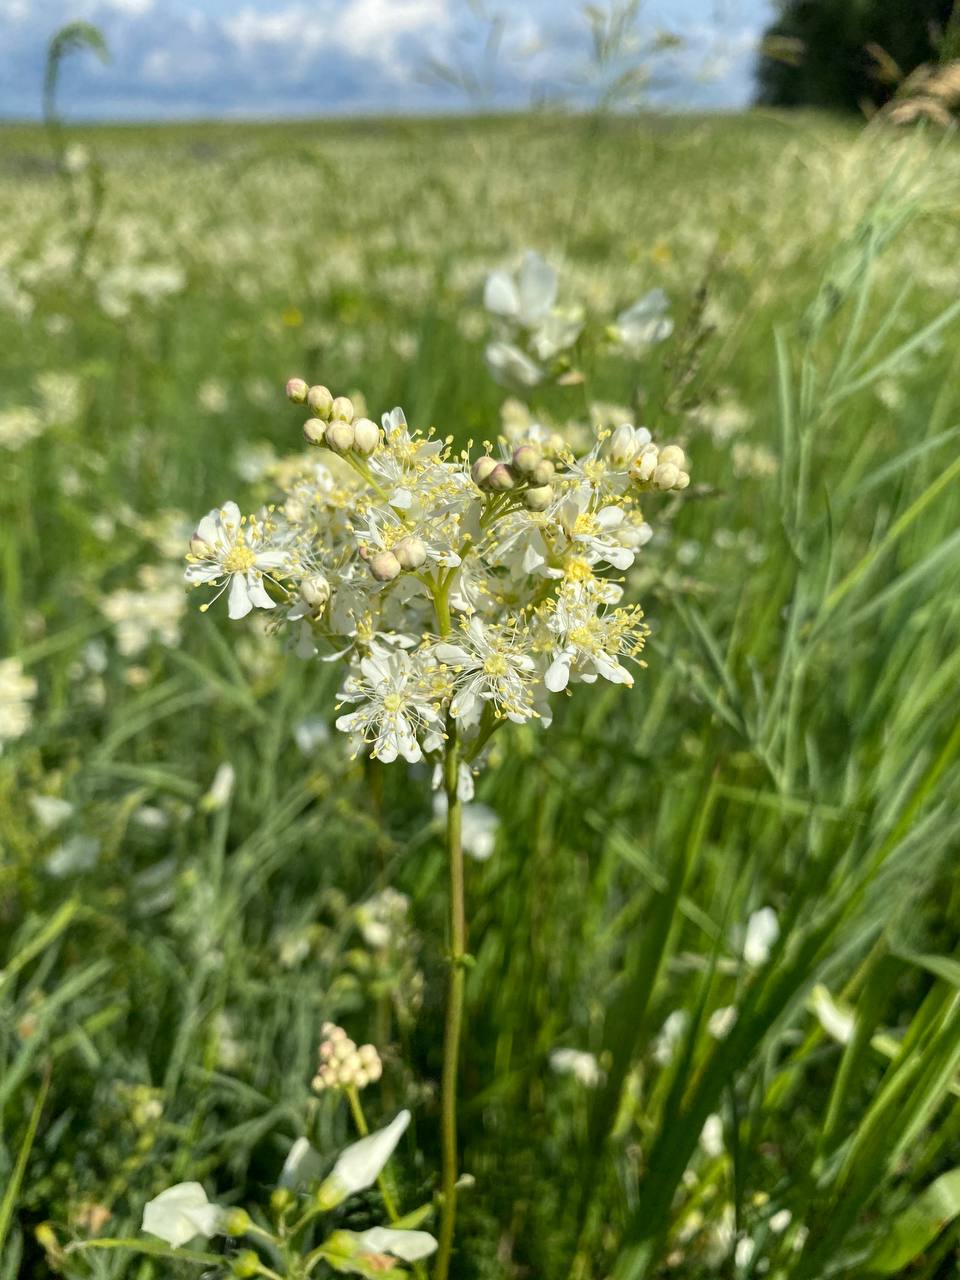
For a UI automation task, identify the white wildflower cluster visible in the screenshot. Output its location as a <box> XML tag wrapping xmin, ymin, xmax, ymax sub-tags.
<box><xmin>185</xmin><ymin>377</ymin><xmax>691</xmax><ymax>771</ymax></box>
<box><xmin>482</xmin><ymin>250</ymin><xmax>674</xmax><ymax>388</ymax></box>
<box><xmin>311</xmin><ymin>1022</ymin><xmax>383</xmax><ymax>1093</ymax></box>
<box><xmin>0</xmin><ymin>657</ymin><xmax>37</xmax><ymax>753</ymax></box>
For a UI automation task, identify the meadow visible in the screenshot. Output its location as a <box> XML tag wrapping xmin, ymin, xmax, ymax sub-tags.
<box><xmin>2</xmin><ymin>106</ymin><xmax>960</xmax><ymax>1279</ymax></box>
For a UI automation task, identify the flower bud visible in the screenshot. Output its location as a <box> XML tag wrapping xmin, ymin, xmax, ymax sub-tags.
<box><xmin>324</xmin><ymin>419</ymin><xmax>355</xmax><ymax>454</ymax></box>
<box><xmin>487</xmin><ymin>463</ymin><xmax>516</xmax><ymax>492</ymax></box>
<box><xmin>632</xmin><ymin>446</ymin><xmax>658</xmax><ymax>484</ymax></box>
<box><xmin>353</xmin><ymin>417</ymin><xmax>381</xmax><ymax>455</ymax></box>
<box><xmin>394</xmin><ymin>536</ymin><xmax>427</xmax><ymax>570</ymax></box>
<box><xmin>303</xmin><ymin>417</ymin><xmax>327</xmax><ymax>446</ymax></box>
<box><xmin>354</xmin><ymin>1068</ymin><xmax>369</xmax><ymax>1089</ymax></box>
<box><xmin>331</xmin><ymin>395</ymin><xmax>355</xmax><ymax>423</ymax></box>
<box><xmin>653</xmin><ymin>462</ymin><xmax>680</xmax><ymax>490</ymax></box>
<box><xmin>609</xmin><ymin>423</ymin><xmax>638</xmax><ymax>467</ymax></box>
<box><xmin>190</xmin><ymin>534</ymin><xmax>211</xmax><ymax>557</ymax></box>
<box><xmin>531</xmin><ymin>458</ymin><xmax>556</xmax><ymax>486</ymax></box>
<box><xmin>512</xmin><ymin>444</ymin><xmax>541</xmax><ymax>475</ymax></box>
<box><xmin>232</xmin><ymin>1250</ymin><xmax>263</xmax><ymax>1278</ymax></box>
<box><xmin>675</xmin><ymin>470</ymin><xmax>691</xmax><ymax>490</ymax></box>
<box><xmin>224</xmin><ymin>1208</ymin><xmax>252</xmax><ymax>1237</ymax></box>
<box><xmin>307</xmin><ymin>385</ymin><xmax>333</xmax><ymax>419</ymax></box>
<box><xmin>285</xmin><ymin>377</ymin><xmax>309</xmax><ymax>404</ymax></box>
<box><xmin>658</xmin><ymin>444</ymin><xmax>686</xmax><ymax>470</ymax></box>
<box><xmin>271</xmin><ymin>1187</ymin><xmax>296</xmax><ymax>1217</ymax></box>
<box><xmin>300</xmin><ymin>574</ymin><xmax>331</xmax><ymax>611</ymax></box>
<box><xmin>369</xmin><ymin>551</ymin><xmax>402</xmax><ymax>582</ymax></box>
<box><xmin>523</xmin><ymin>484</ymin><xmax>554</xmax><ymax>511</ymax></box>
<box><xmin>471</xmin><ymin>456</ymin><xmax>498</xmax><ymax>488</ymax></box>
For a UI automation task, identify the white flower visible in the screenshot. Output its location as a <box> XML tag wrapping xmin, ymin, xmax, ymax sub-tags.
<box><xmin>743</xmin><ymin>906</ymin><xmax>779</xmax><ymax>967</ymax></box>
<box><xmin>529</xmin><ymin>307</ymin><xmax>584</xmax><ymax>360</ymax></box>
<box><xmin>355</xmin><ymin>1226</ymin><xmax>438</xmax><ymax>1261</ymax></box>
<box><xmin>543</xmin><ymin>586</ymin><xmax>647</xmax><ymax>693</ymax></box>
<box><xmin>29</xmin><ymin>794</ymin><xmax>74</xmax><ymax>829</ymax></box>
<box><xmin>201</xmin><ymin>762</ymin><xmax>235</xmax><ymax>812</ymax></box>
<box><xmin>708</xmin><ymin>1005</ymin><xmax>737</xmax><ymax>1040</ymax></box>
<box><xmin>550</xmin><ymin>1048</ymin><xmax>601</xmax><ymax>1087</ymax></box>
<box><xmin>141</xmin><ymin>1182</ymin><xmax>226</xmax><ymax>1248</ymax></box>
<box><xmin>810</xmin><ymin>984</ymin><xmax>854</xmax><ymax>1045</ymax></box>
<box><xmin>610</xmin><ymin>288</ymin><xmax>673</xmax><ymax>353</ymax></box>
<box><xmin>434</xmin><ymin>795</ymin><xmax>499</xmax><ymax>861</ymax></box>
<box><xmin>185</xmin><ymin>501</ymin><xmax>288</xmax><ymax>620</ymax></box>
<box><xmin>317</xmin><ymin>1110</ymin><xmax>411</xmax><ymax>1208</ymax></box>
<box><xmin>699</xmin><ymin>1113</ymin><xmax>724</xmax><ymax>1157</ymax></box>
<box><xmin>559</xmin><ymin>492</ymin><xmax>636</xmax><ymax>571</ymax></box>
<box><xmin>434</xmin><ymin>617</ymin><xmax>537</xmax><ymax>723</ymax></box>
<box><xmin>0</xmin><ymin>658</ymin><xmax>36</xmax><ymax>752</ymax></box>
<box><xmin>652</xmin><ymin>1009</ymin><xmax>688</xmax><ymax>1065</ymax></box>
<box><xmin>335</xmin><ymin>647</ymin><xmax>446</xmax><ymax>763</ymax></box>
<box><xmin>484</xmin><ymin>250</ymin><xmax>557</xmax><ymax>328</ymax></box>
<box><xmin>769</xmin><ymin>1209</ymin><xmax>792</xmax><ymax>1234</ymax></box>
<box><xmin>279</xmin><ymin>1136</ymin><xmax>323</xmax><ymax>1189</ymax></box>
<box><xmin>485</xmin><ymin>340</ymin><xmax>545</xmax><ymax>388</ymax></box>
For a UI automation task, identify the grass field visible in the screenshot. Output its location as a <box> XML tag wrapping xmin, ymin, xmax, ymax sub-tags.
<box><xmin>3</xmin><ymin>109</ymin><xmax>960</xmax><ymax>1279</ymax></box>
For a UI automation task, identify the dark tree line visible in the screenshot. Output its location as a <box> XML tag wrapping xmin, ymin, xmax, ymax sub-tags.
<box><xmin>756</xmin><ymin>0</ymin><xmax>960</xmax><ymax>111</ymax></box>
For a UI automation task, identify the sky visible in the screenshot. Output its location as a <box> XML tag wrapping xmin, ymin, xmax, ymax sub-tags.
<box><xmin>0</xmin><ymin>0</ymin><xmax>775</xmax><ymax>121</ymax></box>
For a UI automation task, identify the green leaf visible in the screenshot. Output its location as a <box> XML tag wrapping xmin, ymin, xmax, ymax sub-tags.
<box><xmin>865</xmin><ymin>1168</ymin><xmax>960</xmax><ymax>1273</ymax></box>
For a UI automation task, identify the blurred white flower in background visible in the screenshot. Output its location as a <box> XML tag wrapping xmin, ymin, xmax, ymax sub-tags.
<box><xmin>0</xmin><ymin>658</ymin><xmax>36</xmax><ymax>751</ymax></box>
<box><xmin>550</xmin><ymin>1047</ymin><xmax>602</xmax><ymax>1087</ymax></box>
<box><xmin>609</xmin><ymin>288</ymin><xmax>673</xmax><ymax>354</ymax></box>
<box><xmin>743</xmin><ymin>906</ymin><xmax>780</xmax><ymax>967</ymax></box>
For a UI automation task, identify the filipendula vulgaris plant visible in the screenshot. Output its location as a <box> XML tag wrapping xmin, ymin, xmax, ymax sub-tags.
<box><xmin>175</xmin><ymin>351</ymin><xmax>689</xmax><ymax>1275</ymax></box>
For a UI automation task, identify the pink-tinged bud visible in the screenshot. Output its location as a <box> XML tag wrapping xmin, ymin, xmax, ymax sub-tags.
<box><xmin>352</xmin><ymin>417</ymin><xmax>381</xmax><ymax>455</ymax></box>
<box><xmin>658</xmin><ymin>444</ymin><xmax>686</xmax><ymax>470</ymax></box>
<box><xmin>471</xmin><ymin>456</ymin><xmax>498</xmax><ymax>488</ymax></box>
<box><xmin>369</xmin><ymin>551</ymin><xmax>402</xmax><ymax>582</ymax></box>
<box><xmin>307</xmin><ymin>385</ymin><xmax>333</xmax><ymax>419</ymax></box>
<box><xmin>324</xmin><ymin>419</ymin><xmax>355</xmax><ymax>453</ymax></box>
<box><xmin>675</xmin><ymin>470</ymin><xmax>691</xmax><ymax>490</ymax></box>
<box><xmin>286</xmin><ymin>377</ymin><xmax>309</xmax><ymax>404</ymax></box>
<box><xmin>300</xmin><ymin>574</ymin><xmax>331</xmax><ymax>611</ymax></box>
<box><xmin>487</xmin><ymin>462</ymin><xmax>517</xmax><ymax>492</ymax></box>
<box><xmin>531</xmin><ymin>458</ymin><xmax>555</xmax><ymax>486</ymax></box>
<box><xmin>523</xmin><ymin>484</ymin><xmax>554</xmax><ymax>511</ymax></box>
<box><xmin>512</xmin><ymin>443</ymin><xmax>541</xmax><ymax>475</ymax></box>
<box><xmin>653</xmin><ymin>462</ymin><xmax>680</xmax><ymax>490</ymax></box>
<box><xmin>303</xmin><ymin>417</ymin><xmax>327</xmax><ymax>445</ymax></box>
<box><xmin>190</xmin><ymin>534</ymin><xmax>211</xmax><ymax>557</ymax></box>
<box><xmin>331</xmin><ymin>395</ymin><xmax>355</xmax><ymax>423</ymax></box>
<box><xmin>394</xmin><ymin>536</ymin><xmax>427</xmax><ymax>570</ymax></box>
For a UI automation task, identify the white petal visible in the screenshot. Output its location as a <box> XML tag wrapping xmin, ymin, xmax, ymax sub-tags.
<box><xmin>358</xmin><ymin>1226</ymin><xmax>438</xmax><ymax>1262</ymax></box>
<box><xmin>450</xmin><ymin>688</ymin><xmax>477</xmax><ymax>720</ymax></box>
<box><xmin>483</xmin><ymin>270</ymin><xmax>519</xmax><ymax>318</ymax></box>
<box><xmin>322</xmin><ymin>1111</ymin><xmax>411</xmax><ymax>1205</ymax></box>
<box><xmin>545</xmin><ymin>656</ymin><xmax>571</xmax><ymax>693</ymax></box>
<box><xmin>434</xmin><ymin>644</ymin><xmax>471</xmax><ymax>666</ymax></box>
<box><xmin>227</xmin><ymin>575</ymin><xmax>252</xmax><ymax>620</ymax></box>
<box><xmin>517</xmin><ymin>250</ymin><xmax>557</xmax><ymax>325</ymax></box>
<box><xmin>142</xmin><ymin>1183</ymin><xmax>225</xmax><ymax>1248</ymax></box>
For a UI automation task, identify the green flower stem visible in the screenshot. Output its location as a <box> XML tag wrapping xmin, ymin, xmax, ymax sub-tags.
<box><xmin>435</xmin><ymin>718</ymin><xmax>466</xmax><ymax>1280</ymax></box>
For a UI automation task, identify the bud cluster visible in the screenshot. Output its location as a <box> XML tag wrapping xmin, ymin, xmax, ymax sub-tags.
<box><xmin>288</xmin><ymin>379</ymin><xmax>382</xmax><ymax>458</ymax></box>
<box><xmin>471</xmin><ymin>443</ymin><xmax>557</xmax><ymax>511</ymax></box>
<box><xmin>311</xmin><ymin>1023</ymin><xmax>383</xmax><ymax>1093</ymax></box>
